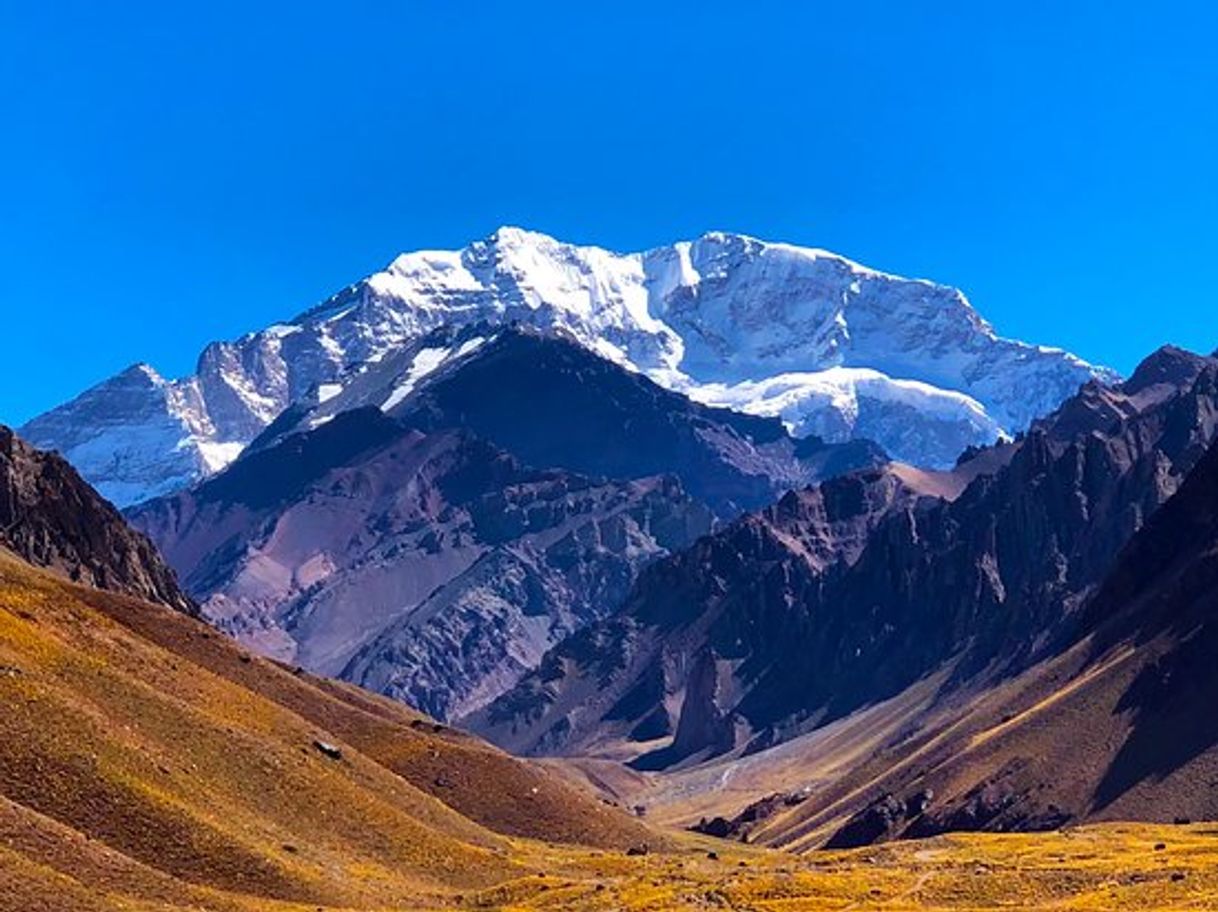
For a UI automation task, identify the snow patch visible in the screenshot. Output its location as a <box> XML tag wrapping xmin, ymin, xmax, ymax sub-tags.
<box><xmin>688</xmin><ymin>368</ymin><xmax>1004</xmax><ymax>466</ymax></box>
<box><xmin>382</xmin><ymin>347</ymin><xmax>452</xmax><ymax>411</ymax></box>
<box><xmin>454</xmin><ymin>337</ymin><xmax>487</xmax><ymax>358</ymax></box>
<box><xmin>196</xmin><ymin>440</ymin><xmax>247</xmax><ymax>473</ymax></box>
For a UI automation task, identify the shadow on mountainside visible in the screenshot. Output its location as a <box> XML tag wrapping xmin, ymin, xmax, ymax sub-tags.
<box><xmin>1092</xmin><ymin>618</ymin><xmax>1218</xmax><ymax>811</ymax></box>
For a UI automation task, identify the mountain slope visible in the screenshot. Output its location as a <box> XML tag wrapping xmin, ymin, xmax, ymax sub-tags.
<box><xmin>743</xmin><ymin>428</ymin><xmax>1218</xmax><ymax>852</ymax></box>
<box><xmin>475</xmin><ymin>348</ymin><xmax>1217</xmax><ymax>765</ymax></box>
<box><xmin>467</xmin><ymin>462</ymin><xmax>959</xmax><ymax>760</ymax></box>
<box><xmin>0</xmin><ymin>425</ymin><xmax>192</xmax><ymax>613</ymax></box>
<box><xmin>21</xmin><ymin>228</ymin><xmax>1112</xmax><ymax>505</ymax></box>
<box><xmin>278</xmin><ymin>326</ymin><xmax>886</xmax><ymax>517</ymax></box>
<box><xmin>130</xmin><ymin>405</ymin><xmax>716</xmax><ymax>721</ymax></box>
<box><xmin>0</xmin><ymin>549</ymin><xmax>670</xmax><ymax>910</ymax></box>
<box><xmin>8</xmin><ymin>559</ymin><xmax>1218</xmax><ymax>912</ymax></box>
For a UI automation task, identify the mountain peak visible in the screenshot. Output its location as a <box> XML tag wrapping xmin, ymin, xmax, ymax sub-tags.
<box><xmin>23</xmin><ymin>228</ymin><xmax>1117</xmax><ymax>505</ymax></box>
<box><xmin>487</xmin><ymin>224</ymin><xmax>552</xmax><ymax>247</ymax></box>
<box><xmin>1122</xmin><ymin>344</ymin><xmax>1213</xmax><ymax>396</ymax></box>
<box><xmin>121</xmin><ymin>361</ymin><xmax>164</xmax><ymax>379</ymax></box>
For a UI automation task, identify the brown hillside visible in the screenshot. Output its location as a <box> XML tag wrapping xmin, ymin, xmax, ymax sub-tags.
<box><xmin>0</xmin><ymin>425</ymin><xmax>193</xmax><ymax>613</ymax></box>
<box><xmin>0</xmin><ymin>550</ymin><xmax>657</xmax><ymax>911</ymax></box>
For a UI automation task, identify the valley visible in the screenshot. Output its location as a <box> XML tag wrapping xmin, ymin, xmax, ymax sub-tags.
<box><xmin>7</xmin><ymin>2</ymin><xmax>1218</xmax><ymax>906</ymax></box>
<box><xmin>4</xmin><ymin>230</ymin><xmax>1217</xmax><ymax>911</ymax></box>
<box><xmin>10</xmin><ymin>534</ymin><xmax>1218</xmax><ymax>912</ymax></box>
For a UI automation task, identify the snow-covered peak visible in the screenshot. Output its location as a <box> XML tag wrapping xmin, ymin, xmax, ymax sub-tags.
<box><xmin>21</xmin><ymin>227</ymin><xmax>1117</xmax><ymax>505</ymax></box>
<box><xmin>114</xmin><ymin>362</ymin><xmax>168</xmax><ymax>387</ymax></box>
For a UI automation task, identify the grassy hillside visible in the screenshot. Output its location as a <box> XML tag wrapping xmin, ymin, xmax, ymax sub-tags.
<box><xmin>0</xmin><ymin>550</ymin><xmax>652</xmax><ymax>910</ymax></box>
<box><xmin>4</xmin><ymin>550</ymin><xmax>1218</xmax><ymax>911</ymax></box>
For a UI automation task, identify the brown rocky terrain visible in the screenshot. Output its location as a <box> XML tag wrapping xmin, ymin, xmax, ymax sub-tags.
<box><xmin>0</xmin><ymin>425</ymin><xmax>192</xmax><ymax>613</ymax></box>
<box><xmin>131</xmin><ymin>407</ymin><xmax>714</xmax><ymax>721</ymax></box>
<box><xmin>474</xmin><ymin>347</ymin><xmax>1218</xmax><ymax>776</ymax></box>
<box><xmin>738</xmin><ymin>426</ymin><xmax>1218</xmax><ymax>850</ymax></box>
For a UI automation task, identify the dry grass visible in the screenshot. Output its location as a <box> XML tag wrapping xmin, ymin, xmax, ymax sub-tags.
<box><xmin>0</xmin><ymin>553</ymin><xmax>646</xmax><ymax>911</ymax></box>
<box><xmin>458</xmin><ymin>823</ymin><xmax>1218</xmax><ymax>911</ymax></box>
<box><xmin>4</xmin><ymin>552</ymin><xmax>1218</xmax><ymax>911</ymax></box>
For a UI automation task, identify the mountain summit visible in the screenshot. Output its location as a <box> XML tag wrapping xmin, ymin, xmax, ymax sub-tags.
<box><xmin>22</xmin><ymin>228</ymin><xmax>1114</xmax><ymax>505</ymax></box>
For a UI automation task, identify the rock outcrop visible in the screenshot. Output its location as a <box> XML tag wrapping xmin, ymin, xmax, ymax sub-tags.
<box><xmin>130</xmin><ymin>407</ymin><xmax>714</xmax><ymax>721</ymax></box>
<box><xmin>473</xmin><ymin>348</ymin><xmax>1218</xmax><ymax>764</ymax></box>
<box><xmin>0</xmin><ymin>425</ymin><xmax>193</xmax><ymax>613</ymax></box>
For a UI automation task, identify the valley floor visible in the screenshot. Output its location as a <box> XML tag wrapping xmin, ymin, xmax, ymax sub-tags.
<box><xmin>495</xmin><ymin>824</ymin><xmax>1218</xmax><ymax>911</ymax></box>
<box><xmin>7</xmin><ymin>823</ymin><xmax>1218</xmax><ymax>911</ymax></box>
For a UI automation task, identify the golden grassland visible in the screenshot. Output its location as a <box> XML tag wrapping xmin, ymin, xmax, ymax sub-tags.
<box><xmin>8</xmin><ymin>819</ymin><xmax>1218</xmax><ymax>911</ymax></box>
<box><xmin>3</xmin><ymin>552</ymin><xmax>1218</xmax><ymax>911</ymax></box>
<box><xmin>465</xmin><ymin>823</ymin><xmax>1218</xmax><ymax>911</ymax></box>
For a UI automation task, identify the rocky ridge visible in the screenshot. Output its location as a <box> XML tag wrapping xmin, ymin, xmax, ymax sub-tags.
<box><xmin>472</xmin><ymin>347</ymin><xmax>1218</xmax><ymax>764</ymax></box>
<box><xmin>0</xmin><ymin>425</ymin><xmax>193</xmax><ymax>612</ymax></box>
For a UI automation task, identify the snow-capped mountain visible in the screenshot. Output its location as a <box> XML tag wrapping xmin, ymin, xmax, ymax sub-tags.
<box><xmin>21</xmin><ymin>228</ymin><xmax>1116</xmax><ymax>506</ymax></box>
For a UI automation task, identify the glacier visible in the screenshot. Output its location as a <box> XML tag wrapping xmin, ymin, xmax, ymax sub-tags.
<box><xmin>20</xmin><ymin>227</ymin><xmax>1118</xmax><ymax>506</ymax></box>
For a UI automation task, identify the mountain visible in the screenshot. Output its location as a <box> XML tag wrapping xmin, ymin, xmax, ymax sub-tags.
<box><xmin>130</xmin><ymin>330</ymin><xmax>892</xmax><ymax>721</ymax></box>
<box><xmin>20</xmin><ymin>228</ymin><xmax>1113</xmax><ymax>506</ymax></box>
<box><xmin>0</xmin><ymin>544</ymin><xmax>671</xmax><ymax>910</ymax></box>
<box><xmin>746</xmin><ymin>421</ymin><xmax>1218</xmax><ymax>850</ymax></box>
<box><xmin>0</xmin><ymin>425</ymin><xmax>192</xmax><ymax>613</ymax></box>
<box><xmin>472</xmin><ymin>347</ymin><xmax>1218</xmax><ymax>766</ymax></box>
<box><xmin>262</xmin><ymin>325</ymin><xmax>887</xmax><ymax>517</ymax></box>
<box><xmin>6</xmin><ymin>334</ymin><xmax>1217</xmax><ymax>912</ymax></box>
<box><xmin>129</xmin><ymin>402</ymin><xmax>716</xmax><ymax>722</ymax></box>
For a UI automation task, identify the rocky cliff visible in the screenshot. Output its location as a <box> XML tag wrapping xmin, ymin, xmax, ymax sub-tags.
<box><xmin>0</xmin><ymin>425</ymin><xmax>193</xmax><ymax>612</ymax></box>
<box><xmin>473</xmin><ymin>348</ymin><xmax>1218</xmax><ymax>765</ymax></box>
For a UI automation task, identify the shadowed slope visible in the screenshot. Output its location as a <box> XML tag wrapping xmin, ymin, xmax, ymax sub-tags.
<box><xmin>727</xmin><ymin>436</ymin><xmax>1218</xmax><ymax>851</ymax></box>
<box><xmin>387</xmin><ymin>329</ymin><xmax>886</xmax><ymax>517</ymax></box>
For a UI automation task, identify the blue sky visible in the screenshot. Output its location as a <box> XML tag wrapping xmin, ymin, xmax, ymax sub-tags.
<box><xmin>3</xmin><ymin>1</ymin><xmax>1216</xmax><ymax>424</ymax></box>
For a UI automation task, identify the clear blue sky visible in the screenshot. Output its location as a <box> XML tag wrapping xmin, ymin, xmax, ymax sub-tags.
<box><xmin>3</xmin><ymin>1</ymin><xmax>1216</xmax><ymax>425</ymax></box>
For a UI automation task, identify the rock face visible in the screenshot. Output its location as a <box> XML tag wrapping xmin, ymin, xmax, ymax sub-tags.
<box><xmin>797</xmin><ymin>414</ymin><xmax>1218</xmax><ymax>849</ymax></box>
<box><xmin>129</xmin><ymin>406</ymin><xmax>715</xmax><ymax>721</ymax></box>
<box><xmin>21</xmin><ymin>228</ymin><xmax>1112</xmax><ymax>506</ymax></box>
<box><xmin>668</xmin><ymin>649</ymin><xmax>738</xmax><ymax>761</ymax></box>
<box><xmin>468</xmin><ymin>463</ymin><xmax>930</xmax><ymax>759</ymax></box>
<box><xmin>0</xmin><ymin>425</ymin><xmax>193</xmax><ymax>613</ymax></box>
<box><xmin>824</xmin><ymin>792</ymin><xmax>941</xmax><ymax>850</ymax></box>
<box><xmin>472</xmin><ymin>348</ymin><xmax>1218</xmax><ymax>764</ymax></box>
<box><xmin>274</xmin><ymin>327</ymin><xmax>887</xmax><ymax>518</ymax></box>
